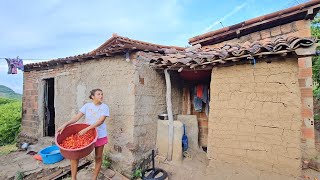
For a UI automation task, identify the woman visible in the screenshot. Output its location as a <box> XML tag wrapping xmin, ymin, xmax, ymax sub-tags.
<box><xmin>57</xmin><ymin>89</ymin><xmax>109</xmax><ymax>180</ymax></box>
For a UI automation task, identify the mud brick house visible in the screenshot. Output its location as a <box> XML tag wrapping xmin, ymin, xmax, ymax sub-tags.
<box><xmin>21</xmin><ymin>0</ymin><xmax>320</xmax><ymax>177</ymax></box>
<box><xmin>21</xmin><ymin>35</ymin><xmax>184</xmax><ymax>175</ymax></box>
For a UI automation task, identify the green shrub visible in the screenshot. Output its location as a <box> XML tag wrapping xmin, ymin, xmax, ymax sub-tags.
<box><xmin>0</xmin><ymin>99</ymin><xmax>22</xmax><ymax>145</ymax></box>
<box><xmin>15</xmin><ymin>171</ymin><xmax>24</xmax><ymax>180</ymax></box>
<box><xmin>0</xmin><ymin>97</ymin><xmax>15</xmax><ymax>105</ymax></box>
<box><xmin>315</xmin><ymin>114</ymin><xmax>320</xmax><ymax>122</ymax></box>
<box><xmin>314</xmin><ymin>87</ymin><xmax>320</xmax><ymax>100</ymax></box>
<box><xmin>102</xmin><ymin>152</ymin><xmax>112</xmax><ymax>169</ymax></box>
<box><xmin>312</xmin><ymin>15</ymin><xmax>320</xmax><ymax>88</ymax></box>
<box><xmin>132</xmin><ymin>168</ymin><xmax>142</xmax><ymax>179</ymax></box>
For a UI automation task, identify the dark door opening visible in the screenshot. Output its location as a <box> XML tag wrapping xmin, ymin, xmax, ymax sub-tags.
<box><xmin>44</xmin><ymin>78</ymin><xmax>55</xmax><ymax>136</ymax></box>
<box><xmin>180</xmin><ymin>70</ymin><xmax>212</xmax><ymax>153</ymax></box>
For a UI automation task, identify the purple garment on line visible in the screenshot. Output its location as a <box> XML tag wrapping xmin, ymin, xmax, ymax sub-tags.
<box><xmin>11</xmin><ymin>66</ymin><xmax>17</xmax><ymax>74</ymax></box>
<box><xmin>5</xmin><ymin>58</ymin><xmax>15</xmax><ymax>74</ymax></box>
<box><xmin>15</xmin><ymin>57</ymin><xmax>24</xmax><ymax>71</ymax></box>
<box><xmin>5</xmin><ymin>57</ymin><xmax>23</xmax><ymax>74</ymax></box>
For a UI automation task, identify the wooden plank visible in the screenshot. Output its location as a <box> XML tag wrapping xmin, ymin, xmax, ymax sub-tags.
<box><xmin>182</xmin><ymin>88</ymin><xmax>187</xmax><ymax>115</ymax></box>
<box><xmin>164</xmin><ymin>69</ymin><xmax>174</xmax><ymax>161</ymax></box>
<box><xmin>186</xmin><ymin>88</ymin><xmax>191</xmax><ymax>115</ymax></box>
<box><xmin>38</xmin><ymin>169</ymin><xmax>62</xmax><ymax>180</ymax></box>
<box><xmin>52</xmin><ymin>160</ymin><xmax>90</xmax><ymax>180</ymax></box>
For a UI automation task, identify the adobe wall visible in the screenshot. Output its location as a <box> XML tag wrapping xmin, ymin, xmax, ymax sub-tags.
<box><xmin>22</xmin><ymin>56</ymin><xmax>137</xmax><ymax>174</ymax></box>
<box><xmin>207</xmin><ymin>19</ymin><xmax>315</xmax><ymax>178</ymax></box>
<box><xmin>22</xmin><ymin>54</ymin><xmax>183</xmax><ymax>176</ymax></box>
<box><xmin>208</xmin><ymin>58</ymin><xmax>303</xmax><ymax>177</ymax></box>
<box><xmin>131</xmin><ymin>57</ymin><xmax>182</xmax><ymax>171</ymax></box>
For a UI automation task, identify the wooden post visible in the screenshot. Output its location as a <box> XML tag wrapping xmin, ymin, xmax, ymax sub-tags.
<box><xmin>182</xmin><ymin>88</ymin><xmax>187</xmax><ymax>115</ymax></box>
<box><xmin>182</xmin><ymin>88</ymin><xmax>191</xmax><ymax>115</ymax></box>
<box><xmin>186</xmin><ymin>88</ymin><xmax>191</xmax><ymax>115</ymax></box>
<box><xmin>164</xmin><ymin>69</ymin><xmax>174</xmax><ymax>161</ymax></box>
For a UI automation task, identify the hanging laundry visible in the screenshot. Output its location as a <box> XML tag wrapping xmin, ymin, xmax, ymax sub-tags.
<box><xmin>5</xmin><ymin>57</ymin><xmax>24</xmax><ymax>74</ymax></box>
<box><xmin>14</xmin><ymin>57</ymin><xmax>24</xmax><ymax>71</ymax></box>
<box><xmin>196</xmin><ymin>84</ymin><xmax>203</xmax><ymax>98</ymax></box>
<box><xmin>205</xmin><ymin>100</ymin><xmax>209</xmax><ymax>116</ymax></box>
<box><xmin>11</xmin><ymin>66</ymin><xmax>17</xmax><ymax>74</ymax></box>
<box><xmin>203</xmin><ymin>85</ymin><xmax>210</xmax><ymax>116</ymax></box>
<box><xmin>201</xmin><ymin>84</ymin><xmax>208</xmax><ymax>103</ymax></box>
<box><xmin>193</xmin><ymin>96</ymin><xmax>203</xmax><ymax>112</ymax></box>
<box><xmin>192</xmin><ymin>84</ymin><xmax>210</xmax><ymax>113</ymax></box>
<box><xmin>5</xmin><ymin>58</ymin><xmax>12</xmax><ymax>74</ymax></box>
<box><xmin>5</xmin><ymin>58</ymin><xmax>17</xmax><ymax>74</ymax></box>
<box><xmin>192</xmin><ymin>86</ymin><xmax>203</xmax><ymax>112</ymax></box>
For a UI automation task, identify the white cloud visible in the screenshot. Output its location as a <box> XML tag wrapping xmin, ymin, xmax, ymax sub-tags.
<box><xmin>202</xmin><ymin>2</ymin><xmax>248</xmax><ymax>33</ymax></box>
<box><xmin>0</xmin><ymin>0</ymin><xmax>185</xmax><ymax>56</ymax></box>
<box><xmin>0</xmin><ymin>0</ymin><xmax>187</xmax><ymax>93</ymax></box>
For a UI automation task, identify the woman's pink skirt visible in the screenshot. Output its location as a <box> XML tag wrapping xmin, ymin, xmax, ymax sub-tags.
<box><xmin>95</xmin><ymin>136</ymin><xmax>108</xmax><ymax>147</ymax></box>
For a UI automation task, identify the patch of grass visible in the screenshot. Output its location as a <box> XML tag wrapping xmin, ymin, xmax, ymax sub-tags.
<box><xmin>0</xmin><ymin>144</ymin><xmax>18</xmax><ymax>156</ymax></box>
<box><xmin>132</xmin><ymin>168</ymin><xmax>142</xmax><ymax>179</ymax></box>
<box><xmin>15</xmin><ymin>171</ymin><xmax>24</xmax><ymax>180</ymax></box>
<box><xmin>102</xmin><ymin>152</ymin><xmax>112</xmax><ymax>169</ymax></box>
<box><xmin>314</xmin><ymin>87</ymin><xmax>320</xmax><ymax>100</ymax></box>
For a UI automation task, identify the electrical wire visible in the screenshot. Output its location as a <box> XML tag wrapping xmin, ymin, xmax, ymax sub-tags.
<box><xmin>0</xmin><ymin>58</ymin><xmax>53</xmax><ymax>61</ymax></box>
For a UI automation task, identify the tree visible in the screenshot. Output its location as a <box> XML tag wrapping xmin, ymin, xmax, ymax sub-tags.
<box><xmin>0</xmin><ymin>98</ymin><xmax>21</xmax><ymax>145</ymax></box>
<box><xmin>311</xmin><ymin>14</ymin><xmax>320</xmax><ymax>98</ymax></box>
<box><xmin>312</xmin><ymin>14</ymin><xmax>320</xmax><ymax>123</ymax></box>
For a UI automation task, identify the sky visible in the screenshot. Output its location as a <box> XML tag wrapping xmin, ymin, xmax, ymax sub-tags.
<box><xmin>0</xmin><ymin>0</ymin><xmax>310</xmax><ymax>93</ymax></box>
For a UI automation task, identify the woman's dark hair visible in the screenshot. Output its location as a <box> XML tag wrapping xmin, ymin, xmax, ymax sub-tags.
<box><xmin>89</xmin><ymin>89</ymin><xmax>103</xmax><ymax>99</ymax></box>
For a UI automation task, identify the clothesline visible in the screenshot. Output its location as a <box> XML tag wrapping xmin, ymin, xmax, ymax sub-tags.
<box><xmin>0</xmin><ymin>58</ymin><xmax>52</xmax><ymax>61</ymax></box>
<box><xmin>2</xmin><ymin>57</ymin><xmax>55</xmax><ymax>74</ymax></box>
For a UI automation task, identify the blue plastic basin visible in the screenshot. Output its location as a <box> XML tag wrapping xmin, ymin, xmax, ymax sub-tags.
<box><xmin>39</xmin><ymin>145</ymin><xmax>64</xmax><ymax>164</ymax></box>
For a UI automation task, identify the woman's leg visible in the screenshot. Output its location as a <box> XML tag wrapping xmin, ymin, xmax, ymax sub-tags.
<box><xmin>70</xmin><ymin>159</ymin><xmax>79</xmax><ymax>180</ymax></box>
<box><xmin>93</xmin><ymin>145</ymin><xmax>104</xmax><ymax>180</ymax></box>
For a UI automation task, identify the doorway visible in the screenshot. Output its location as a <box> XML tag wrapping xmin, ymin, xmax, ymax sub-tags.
<box><xmin>179</xmin><ymin>70</ymin><xmax>212</xmax><ymax>152</ymax></box>
<box><xmin>44</xmin><ymin>78</ymin><xmax>55</xmax><ymax>136</ymax></box>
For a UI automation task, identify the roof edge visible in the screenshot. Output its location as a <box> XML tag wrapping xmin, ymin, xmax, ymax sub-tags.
<box><xmin>24</xmin><ymin>34</ymin><xmax>184</xmax><ymax>72</ymax></box>
<box><xmin>189</xmin><ymin>0</ymin><xmax>320</xmax><ymax>45</ymax></box>
<box><xmin>91</xmin><ymin>33</ymin><xmax>184</xmax><ymax>54</ymax></box>
<box><xmin>140</xmin><ymin>36</ymin><xmax>318</xmax><ymax>70</ymax></box>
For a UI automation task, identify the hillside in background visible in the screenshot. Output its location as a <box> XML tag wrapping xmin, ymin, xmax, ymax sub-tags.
<box><xmin>0</xmin><ymin>66</ymin><xmax>24</xmax><ymax>94</ymax></box>
<box><xmin>0</xmin><ymin>85</ymin><xmax>22</xmax><ymax>99</ymax></box>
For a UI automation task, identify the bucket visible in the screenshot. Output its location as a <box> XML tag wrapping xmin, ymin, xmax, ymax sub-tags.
<box><xmin>158</xmin><ymin>114</ymin><xmax>168</xmax><ymax>120</ymax></box>
<box><xmin>39</xmin><ymin>145</ymin><xmax>64</xmax><ymax>164</ymax></box>
<box><xmin>55</xmin><ymin>123</ymin><xmax>98</xmax><ymax>160</ymax></box>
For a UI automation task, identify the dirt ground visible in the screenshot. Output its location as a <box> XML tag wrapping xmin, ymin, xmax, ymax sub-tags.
<box><xmin>315</xmin><ymin>128</ymin><xmax>320</xmax><ymax>151</ymax></box>
<box><xmin>1</xmin><ymin>136</ymin><xmax>320</xmax><ymax>180</ymax></box>
<box><xmin>60</xmin><ymin>165</ymin><xmax>106</xmax><ymax>180</ymax></box>
<box><xmin>0</xmin><ymin>150</ymin><xmax>70</xmax><ymax>179</ymax></box>
<box><xmin>0</xmin><ymin>137</ymin><xmax>71</xmax><ymax>179</ymax></box>
<box><xmin>0</xmin><ymin>147</ymin><xmax>107</xmax><ymax>180</ymax></box>
<box><xmin>155</xmin><ymin>149</ymin><xmax>320</xmax><ymax>180</ymax></box>
<box><xmin>1</xmin><ymin>150</ymin><xmax>319</xmax><ymax>180</ymax></box>
<box><xmin>0</xmin><ymin>137</ymin><xmax>125</xmax><ymax>180</ymax></box>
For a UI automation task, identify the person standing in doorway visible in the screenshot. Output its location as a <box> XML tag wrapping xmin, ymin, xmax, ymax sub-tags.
<box><xmin>57</xmin><ymin>89</ymin><xmax>109</xmax><ymax>180</ymax></box>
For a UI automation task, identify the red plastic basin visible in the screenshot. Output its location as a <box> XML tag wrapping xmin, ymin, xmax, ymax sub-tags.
<box><xmin>55</xmin><ymin>123</ymin><xmax>98</xmax><ymax>160</ymax></box>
